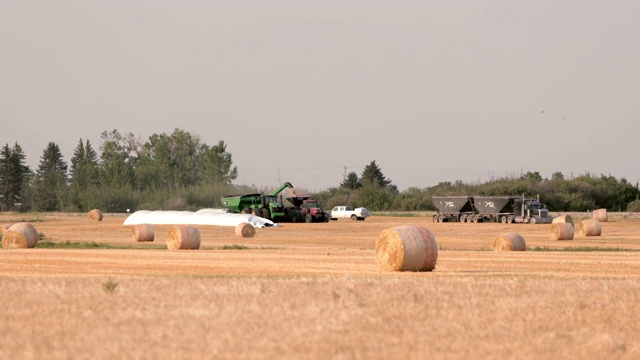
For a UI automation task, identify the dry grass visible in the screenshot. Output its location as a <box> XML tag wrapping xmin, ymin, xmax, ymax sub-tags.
<box><xmin>1</xmin><ymin>212</ymin><xmax>640</xmax><ymax>359</ymax></box>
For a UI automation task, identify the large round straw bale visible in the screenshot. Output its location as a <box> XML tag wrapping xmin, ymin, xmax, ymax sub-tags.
<box><xmin>235</xmin><ymin>222</ymin><xmax>256</xmax><ymax>238</ymax></box>
<box><xmin>2</xmin><ymin>222</ymin><xmax>38</xmax><ymax>249</ymax></box>
<box><xmin>0</xmin><ymin>224</ymin><xmax>13</xmax><ymax>235</ymax></box>
<box><xmin>549</xmin><ymin>223</ymin><xmax>574</xmax><ymax>240</ymax></box>
<box><xmin>579</xmin><ymin>219</ymin><xmax>601</xmax><ymax>236</ymax></box>
<box><xmin>87</xmin><ymin>209</ymin><xmax>104</xmax><ymax>221</ymax></box>
<box><xmin>593</xmin><ymin>209</ymin><xmax>608</xmax><ymax>222</ymax></box>
<box><xmin>493</xmin><ymin>233</ymin><xmax>526</xmax><ymax>251</ymax></box>
<box><xmin>167</xmin><ymin>225</ymin><xmax>201</xmax><ymax>250</ymax></box>
<box><xmin>552</xmin><ymin>214</ymin><xmax>573</xmax><ymax>226</ymax></box>
<box><xmin>375</xmin><ymin>225</ymin><xmax>438</xmax><ymax>272</ymax></box>
<box><xmin>132</xmin><ymin>224</ymin><xmax>154</xmax><ymax>242</ymax></box>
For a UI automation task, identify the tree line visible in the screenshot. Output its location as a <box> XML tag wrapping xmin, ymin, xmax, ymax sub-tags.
<box><xmin>1</xmin><ymin>129</ymin><xmax>639</xmax><ymax>213</ymax></box>
<box><xmin>0</xmin><ymin>128</ymin><xmax>238</xmax><ymax>212</ymax></box>
<box><xmin>316</xmin><ymin>167</ymin><xmax>640</xmax><ymax>213</ymax></box>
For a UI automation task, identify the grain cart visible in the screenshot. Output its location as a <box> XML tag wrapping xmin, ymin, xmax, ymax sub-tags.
<box><xmin>221</xmin><ymin>192</ymin><xmax>286</xmax><ymax>220</ymax></box>
<box><xmin>221</xmin><ymin>182</ymin><xmax>296</xmax><ymax>221</ymax></box>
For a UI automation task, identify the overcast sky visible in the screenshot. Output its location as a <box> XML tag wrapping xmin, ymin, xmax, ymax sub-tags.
<box><xmin>1</xmin><ymin>0</ymin><xmax>638</xmax><ymax>191</ymax></box>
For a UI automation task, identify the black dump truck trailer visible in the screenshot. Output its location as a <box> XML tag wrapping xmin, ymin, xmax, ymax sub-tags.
<box><xmin>432</xmin><ymin>195</ymin><xmax>551</xmax><ymax>224</ymax></box>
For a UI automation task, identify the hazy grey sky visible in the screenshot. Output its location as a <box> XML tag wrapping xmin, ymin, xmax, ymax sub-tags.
<box><xmin>1</xmin><ymin>0</ymin><xmax>639</xmax><ymax>191</ymax></box>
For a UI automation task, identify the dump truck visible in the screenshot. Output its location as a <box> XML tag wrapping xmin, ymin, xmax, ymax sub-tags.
<box><xmin>432</xmin><ymin>195</ymin><xmax>551</xmax><ymax>224</ymax></box>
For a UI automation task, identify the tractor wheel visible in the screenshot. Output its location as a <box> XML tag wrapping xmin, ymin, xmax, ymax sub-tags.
<box><xmin>324</xmin><ymin>214</ymin><xmax>330</xmax><ymax>222</ymax></box>
<box><xmin>305</xmin><ymin>214</ymin><xmax>313</xmax><ymax>223</ymax></box>
<box><xmin>261</xmin><ymin>208</ymin><xmax>270</xmax><ymax>220</ymax></box>
<box><xmin>251</xmin><ymin>208</ymin><xmax>260</xmax><ymax>216</ymax></box>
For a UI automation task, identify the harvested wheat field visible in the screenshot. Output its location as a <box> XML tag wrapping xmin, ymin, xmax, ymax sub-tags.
<box><xmin>1</xmin><ymin>211</ymin><xmax>640</xmax><ymax>359</ymax></box>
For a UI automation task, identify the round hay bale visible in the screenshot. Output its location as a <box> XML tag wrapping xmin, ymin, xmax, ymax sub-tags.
<box><xmin>0</xmin><ymin>224</ymin><xmax>13</xmax><ymax>235</ymax></box>
<box><xmin>132</xmin><ymin>224</ymin><xmax>154</xmax><ymax>242</ymax></box>
<box><xmin>593</xmin><ymin>209</ymin><xmax>608</xmax><ymax>222</ymax></box>
<box><xmin>493</xmin><ymin>233</ymin><xmax>526</xmax><ymax>251</ymax></box>
<box><xmin>579</xmin><ymin>219</ymin><xmax>601</xmax><ymax>236</ymax></box>
<box><xmin>166</xmin><ymin>225</ymin><xmax>201</xmax><ymax>250</ymax></box>
<box><xmin>2</xmin><ymin>222</ymin><xmax>38</xmax><ymax>249</ymax></box>
<box><xmin>87</xmin><ymin>209</ymin><xmax>104</xmax><ymax>221</ymax></box>
<box><xmin>552</xmin><ymin>214</ymin><xmax>573</xmax><ymax>226</ymax></box>
<box><xmin>235</xmin><ymin>222</ymin><xmax>256</xmax><ymax>238</ymax></box>
<box><xmin>549</xmin><ymin>222</ymin><xmax>574</xmax><ymax>241</ymax></box>
<box><xmin>375</xmin><ymin>225</ymin><xmax>438</xmax><ymax>272</ymax></box>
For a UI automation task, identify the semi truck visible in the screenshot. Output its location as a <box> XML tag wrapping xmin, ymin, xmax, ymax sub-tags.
<box><xmin>432</xmin><ymin>195</ymin><xmax>551</xmax><ymax>224</ymax></box>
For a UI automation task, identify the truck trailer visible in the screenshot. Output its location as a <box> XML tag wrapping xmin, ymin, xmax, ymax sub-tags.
<box><xmin>432</xmin><ymin>195</ymin><xmax>551</xmax><ymax>224</ymax></box>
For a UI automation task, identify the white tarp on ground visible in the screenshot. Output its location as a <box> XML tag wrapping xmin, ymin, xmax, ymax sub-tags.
<box><xmin>122</xmin><ymin>208</ymin><xmax>277</xmax><ymax>228</ymax></box>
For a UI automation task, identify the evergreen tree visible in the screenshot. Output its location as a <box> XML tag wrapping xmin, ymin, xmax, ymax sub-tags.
<box><xmin>70</xmin><ymin>138</ymin><xmax>85</xmax><ymax>177</ymax></box>
<box><xmin>31</xmin><ymin>142</ymin><xmax>68</xmax><ymax>211</ymax></box>
<box><xmin>361</xmin><ymin>160</ymin><xmax>394</xmax><ymax>189</ymax></box>
<box><xmin>0</xmin><ymin>143</ymin><xmax>31</xmax><ymax>211</ymax></box>
<box><xmin>340</xmin><ymin>171</ymin><xmax>361</xmax><ymax>190</ymax></box>
<box><xmin>70</xmin><ymin>139</ymin><xmax>100</xmax><ymax>189</ymax></box>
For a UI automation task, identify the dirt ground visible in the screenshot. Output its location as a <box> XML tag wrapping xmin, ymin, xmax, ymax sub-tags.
<box><xmin>1</xmin><ymin>211</ymin><xmax>640</xmax><ymax>359</ymax></box>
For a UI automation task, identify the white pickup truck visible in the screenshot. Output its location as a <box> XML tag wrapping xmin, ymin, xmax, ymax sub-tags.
<box><xmin>329</xmin><ymin>206</ymin><xmax>371</xmax><ymax>221</ymax></box>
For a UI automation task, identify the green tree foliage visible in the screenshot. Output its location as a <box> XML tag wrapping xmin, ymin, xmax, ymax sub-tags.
<box><xmin>361</xmin><ymin>161</ymin><xmax>392</xmax><ymax>188</ymax></box>
<box><xmin>138</xmin><ymin>128</ymin><xmax>201</xmax><ymax>188</ymax></box>
<box><xmin>99</xmin><ymin>130</ymin><xmax>137</xmax><ymax>189</ymax></box>
<box><xmin>29</xmin><ymin>142</ymin><xmax>68</xmax><ymax>211</ymax></box>
<box><xmin>68</xmin><ymin>139</ymin><xmax>102</xmax><ymax>211</ymax></box>
<box><xmin>199</xmin><ymin>140</ymin><xmax>238</xmax><ymax>185</ymax></box>
<box><xmin>0</xmin><ymin>143</ymin><xmax>31</xmax><ymax>210</ymax></box>
<box><xmin>340</xmin><ymin>171</ymin><xmax>361</xmax><ymax>190</ymax></box>
<box><xmin>136</xmin><ymin>129</ymin><xmax>237</xmax><ymax>190</ymax></box>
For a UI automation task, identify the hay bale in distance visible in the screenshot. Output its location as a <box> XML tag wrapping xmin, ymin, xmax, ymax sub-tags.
<box><xmin>593</xmin><ymin>209</ymin><xmax>608</xmax><ymax>222</ymax></box>
<box><xmin>167</xmin><ymin>225</ymin><xmax>201</xmax><ymax>250</ymax></box>
<box><xmin>132</xmin><ymin>224</ymin><xmax>154</xmax><ymax>242</ymax></box>
<box><xmin>549</xmin><ymin>223</ymin><xmax>574</xmax><ymax>241</ymax></box>
<box><xmin>552</xmin><ymin>214</ymin><xmax>574</xmax><ymax>226</ymax></box>
<box><xmin>87</xmin><ymin>209</ymin><xmax>104</xmax><ymax>221</ymax></box>
<box><xmin>579</xmin><ymin>219</ymin><xmax>602</xmax><ymax>236</ymax></box>
<box><xmin>375</xmin><ymin>225</ymin><xmax>438</xmax><ymax>272</ymax></box>
<box><xmin>493</xmin><ymin>233</ymin><xmax>526</xmax><ymax>251</ymax></box>
<box><xmin>235</xmin><ymin>222</ymin><xmax>256</xmax><ymax>238</ymax></box>
<box><xmin>2</xmin><ymin>222</ymin><xmax>39</xmax><ymax>249</ymax></box>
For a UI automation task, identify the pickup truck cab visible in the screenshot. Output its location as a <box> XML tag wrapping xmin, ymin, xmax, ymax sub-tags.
<box><xmin>329</xmin><ymin>206</ymin><xmax>370</xmax><ymax>221</ymax></box>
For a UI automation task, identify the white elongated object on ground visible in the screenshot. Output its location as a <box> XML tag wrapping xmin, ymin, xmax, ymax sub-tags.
<box><xmin>123</xmin><ymin>208</ymin><xmax>277</xmax><ymax>228</ymax></box>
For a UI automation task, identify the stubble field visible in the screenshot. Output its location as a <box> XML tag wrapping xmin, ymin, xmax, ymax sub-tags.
<box><xmin>1</xmin><ymin>212</ymin><xmax>640</xmax><ymax>359</ymax></box>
